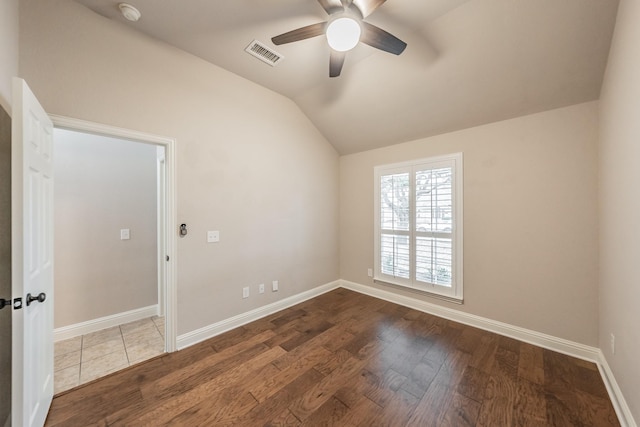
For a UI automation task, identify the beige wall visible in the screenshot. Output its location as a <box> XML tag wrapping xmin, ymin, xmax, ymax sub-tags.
<box><xmin>340</xmin><ymin>102</ymin><xmax>599</xmax><ymax>346</ymax></box>
<box><xmin>13</xmin><ymin>1</ymin><xmax>639</xmax><ymax>419</ymax></box>
<box><xmin>0</xmin><ymin>105</ymin><xmax>11</xmax><ymax>427</ymax></box>
<box><xmin>53</xmin><ymin>129</ymin><xmax>158</xmax><ymax>328</ymax></box>
<box><xmin>20</xmin><ymin>0</ymin><xmax>339</xmax><ymax>335</ymax></box>
<box><xmin>599</xmin><ymin>0</ymin><xmax>640</xmax><ymax>421</ymax></box>
<box><xmin>0</xmin><ymin>0</ymin><xmax>19</xmax><ymax>113</ymax></box>
<box><xmin>0</xmin><ymin>1</ymin><xmax>17</xmax><ymax>420</ymax></box>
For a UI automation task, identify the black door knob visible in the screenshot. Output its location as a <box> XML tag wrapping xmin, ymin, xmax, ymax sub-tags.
<box><xmin>26</xmin><ymin>292</ymin><xmax>46</xmax><ymax>306</ymax></box>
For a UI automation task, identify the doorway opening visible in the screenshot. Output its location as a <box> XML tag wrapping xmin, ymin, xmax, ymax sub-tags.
<box><xmin>49</xmin><ymin>116</ymin><xmax>176</xmax><ymax>393</ymax></box>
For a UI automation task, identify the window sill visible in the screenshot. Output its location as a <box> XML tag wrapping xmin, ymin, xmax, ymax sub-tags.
<box><xmin>373</xmin><ymin>277</ymin><xmax>463</xmax><ymax>305</ymax></box>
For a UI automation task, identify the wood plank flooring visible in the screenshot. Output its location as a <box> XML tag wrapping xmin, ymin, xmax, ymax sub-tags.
<box><xmin>45</xmin><ymin>289</ymin><xmax>620</xmax><ymax>426</ymax></box>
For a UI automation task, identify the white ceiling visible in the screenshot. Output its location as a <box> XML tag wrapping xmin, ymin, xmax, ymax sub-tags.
<box><xmin>75</xmin><ymin>0</ymin><xmax>619</xmax><ymax>154</ymax></box>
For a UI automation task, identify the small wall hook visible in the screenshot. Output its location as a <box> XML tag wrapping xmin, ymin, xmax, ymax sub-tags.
<box><xmin>179</xmin><ymin>223</ymin><xmax>188</xmax><ymax>237</ymax></box>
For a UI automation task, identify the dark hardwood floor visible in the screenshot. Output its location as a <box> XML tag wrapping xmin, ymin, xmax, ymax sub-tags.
<box><xmin>45</xmin><ymin>288</ymin><xmax>620</xmax><ymax>426</ymax></box>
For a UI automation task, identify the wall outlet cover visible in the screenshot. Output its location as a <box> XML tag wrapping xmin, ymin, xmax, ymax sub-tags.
<box><xmin>207</xmin><ymin>230</ymin><xmax>220</xmax><ymax>243</ymax></box>
<box><xmin>610</xmin><ymin>333</ymin><xmax>615</xmax><ymax>354</ymax></box>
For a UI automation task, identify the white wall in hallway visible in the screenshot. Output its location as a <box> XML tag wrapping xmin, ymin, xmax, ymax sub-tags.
<box><xmin>54</xmin><ymin>128</ymin><xmax>158</xmax><ymax>327</ymax></box>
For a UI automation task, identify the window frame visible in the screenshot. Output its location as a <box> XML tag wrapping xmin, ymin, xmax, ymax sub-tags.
<box><xmin>374</xmin><ymin>153</ymin><xmax>464</xmax><ymax>302</ymax></box>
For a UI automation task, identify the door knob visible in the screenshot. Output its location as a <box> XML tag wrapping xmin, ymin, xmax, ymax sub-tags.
<box><xmin>26</xmin><ymin>292</ymin><xmax>46</xmax><ymax>306</ymax></box>
<box><xmin>0</xmin><ymin>298</ymin><xmax>10</xmax><ymax>310</ymax></box>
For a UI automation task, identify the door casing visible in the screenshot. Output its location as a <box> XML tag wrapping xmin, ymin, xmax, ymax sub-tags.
<box><xmin>49</xmin><ymin>115</ymin><xmax>178</xmax><ymax>352</ymax></box>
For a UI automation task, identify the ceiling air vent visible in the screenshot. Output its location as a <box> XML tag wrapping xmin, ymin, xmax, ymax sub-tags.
<box><xmin>245</xmin><ymin>40</ymin><xmax>284</xmax><ymax>67</ymax></box>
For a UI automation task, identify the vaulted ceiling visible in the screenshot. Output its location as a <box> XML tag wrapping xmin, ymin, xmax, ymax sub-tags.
<box><xmin>75</xmin><ymin>0</ymin><xmax>619</xmax><ymax>154</ymax></box>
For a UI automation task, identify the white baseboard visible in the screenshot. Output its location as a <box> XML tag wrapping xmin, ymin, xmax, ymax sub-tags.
<box><xmin>176</xmin><ymin>281</ymin><xmax>341</xmax><ymax>349</ymax></box>
<box><xmin>340</xmin><ymin>279</ymin><xmax>601</xmax><ymax>363</ymax></box>
<box><xmin>597</xmin><ymin>350</ymin><xmax>637</xmax><ymax>427</ymax></box>
<box><xmin>341</xmin><ymin>279</ymin><xmax>639</xmax><ymax>426</ymax></box>
<box><xmin>173</xmin><ymin>278</ymin><xmax>634</xmax><ymax>427</ymax></box>
<box><xmin>54</xmin><ymin>305</ymin><xmax>159</xmax><ymax>342</ymax></box>
<box><xmin>176</xmin><ymin>278</ymin><xmax>600</xmax><ymax>361</ymax></box>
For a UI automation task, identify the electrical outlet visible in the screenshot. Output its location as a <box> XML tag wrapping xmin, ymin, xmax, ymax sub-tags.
<box><xmin>610</xmin><ymin>333</ymin><xmax>615</xmax><ymax>355</ymax></box>
<box><xmin>120</xmin><ymin>229</ymin><xmax>130</xmax><ymax>240</ymax></box>
<box><xmin>242</xmin><ymin>287</ymin><xmax>249</xmax><ymax>299</ymax></box>
<box><xmin>272</xmin><ymin>280</ymin><xmax>279</xmax><ymax>292</ymax></box>
<box><xmin>207</xmin><ymin>230</ymin><xmax>220</xmax><ymax>243</ymax></box>
<box><xmin>259</xmin><ymin>283</ymin><xmax>265</xmax><ymax>294</ymax></box>
<box><xmin>367</xmin><ymin>268</ymin><xmax>373</xmax><ymax>277</ymax></box>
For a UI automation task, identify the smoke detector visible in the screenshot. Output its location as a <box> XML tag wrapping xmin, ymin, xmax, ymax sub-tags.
<box><xmin>119</xmin><ymin>3</ymin><xmax>141</xmax><ymax>22</ymax></box>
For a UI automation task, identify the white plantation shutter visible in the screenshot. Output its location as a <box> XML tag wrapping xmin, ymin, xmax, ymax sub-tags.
<box><xmin>415</xmin><ymin>167</ymin><xmax>453</xmax><ymax>286</ymax></box>
<box><xmin>379</xmin><ymin>172</ymin><xmax>410</xmax><ymax>279</ymax></box>
<box><xmin>374</xmin><ymin>154</ymin><xmax>463</xmax><ymax>301</ymax></box>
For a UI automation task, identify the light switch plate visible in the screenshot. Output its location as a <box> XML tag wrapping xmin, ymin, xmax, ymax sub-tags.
<box><xmin>272</xmin><ymin>280</ymin><xmax>279</xmax><ymax>292</ymax></box>
<box><xmin>120</xmin><ymin>229</ymin><xmax>130</xmax><ymax>240</ymax></box>
<box><xmin>207</xmin><ymin>230</ymin><xmax>220</xmax><ymax>243</ymax></box>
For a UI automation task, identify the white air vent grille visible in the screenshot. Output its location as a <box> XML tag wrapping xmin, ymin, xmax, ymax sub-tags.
<box><xmin>245</xmin><ymin>40</ymin><xmax>284</xmax><ymax>66</ymax></box>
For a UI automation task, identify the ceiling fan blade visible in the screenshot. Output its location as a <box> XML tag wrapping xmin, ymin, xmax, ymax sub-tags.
<box><xmin>272</xmin><ymin>22</ymin><xmax>327</xmax><ymax>45</ymax></box>
<box><xmin>352</xmin><ymin>0</ymin><xmax>387</xmax><ymax>18</ymax></box>
<box><xmin>330</xmin><ymin>50</ymin><xmax>346</xmax><ymax>77</ymax></box>
<box><xmin>317</xmin><ymin>0</ymin><xmax>344</xmax><ymax>15</ymax></box>
<box><xmin>360</xmin><ymin>21</ymin><xmax>407</xmax><ymax>55</ymax></box>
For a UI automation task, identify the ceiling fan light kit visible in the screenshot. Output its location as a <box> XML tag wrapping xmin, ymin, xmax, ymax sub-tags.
<box><xmin>326</xmin><ymin>17</ymin><xmax>361</xmax><ymax>51</ymax></box>
<box><xmin>272</xmin><ymin>0</ymin><xmax>406</xmax><ymax>77</ymax></box>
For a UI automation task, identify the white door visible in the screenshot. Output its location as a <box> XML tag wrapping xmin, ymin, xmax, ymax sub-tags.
<box><xmin>11</xmin><ymin>78</ymin><xmax>54</xmax><ymax>427</ymax></box>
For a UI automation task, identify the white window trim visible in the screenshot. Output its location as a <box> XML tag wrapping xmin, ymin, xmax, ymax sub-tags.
<box><xmin>374</xmin><ymin>152</ymin><xmax>464</xmax><ymax>302</ymax></box>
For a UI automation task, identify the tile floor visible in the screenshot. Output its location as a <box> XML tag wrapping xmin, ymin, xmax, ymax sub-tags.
<box><xmin>53</xmin><ymin>316</ymin><xmax>165</xmax><ymax>394</ymax></box>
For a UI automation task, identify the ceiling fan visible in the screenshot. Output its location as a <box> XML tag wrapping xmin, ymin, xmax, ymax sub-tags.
<box><xmin>271</xmin><ymin>0</ymin><xmax>407</xmax><ymax>77</ymax></box>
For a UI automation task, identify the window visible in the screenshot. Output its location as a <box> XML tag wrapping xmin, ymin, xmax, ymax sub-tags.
<box><xmin>374</xmin><ymin>153</ymin><xmax>463</xmax><ymax>301</ymax></box>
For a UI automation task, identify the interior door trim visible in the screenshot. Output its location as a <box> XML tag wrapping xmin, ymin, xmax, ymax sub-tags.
<box><xmin>48</xmin><ymin>114</ymin><xmax>178</xmax><ymax>353</ymax></box>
